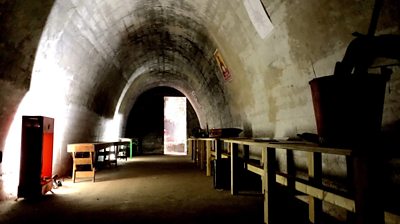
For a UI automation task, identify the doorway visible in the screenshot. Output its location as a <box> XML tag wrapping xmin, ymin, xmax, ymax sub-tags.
<box><xmin>164</xmin><ymin>97</ymin><xmax>187</xmax><ymax>155</ymax></box>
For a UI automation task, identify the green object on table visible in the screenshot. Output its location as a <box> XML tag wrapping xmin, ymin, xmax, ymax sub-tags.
<box><xmin>130</xmin><ymin>140</ymin><xmax>132</xmax><ymax>158</ymax></box>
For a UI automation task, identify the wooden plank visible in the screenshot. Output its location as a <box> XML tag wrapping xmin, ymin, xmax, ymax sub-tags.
<box><xmin>75</xmin><ymin>171</ymin><xmax>95</xmax><ymax>178</ymax></box>
<box><xmin>67</xmin><ymin>144</ymin><xmax>95</xmax><ymax>152</ymax></box>
<box><xmin>223</xmin><ymin>138</ymin><xmax>272</xmax><ymax>147</ymax></box>
<box><xmin>73</xmin><ymin>158</ymin><xmax>93</xmax><ymax>165</ymax></box>
<box><xmin>295</xmin><ymin>181</ymin><xmax>355</xmax><ymax>212</ymax></box>
<box><xmin>385</xmin><ymin>211</ymin><xmax>400</xmax><ymax>224</ymax></box>
<box><xmin>67</xmin><ymin>141</ymin><xmax>130</xmax><ymax>152</ymax></box>
<box><xmin>247</xmin><ymin>163</ymin><xmax>263</xmax><ymax>176</ymax></box>
<box><xmin>275</xmin><ymin>173</ymin><xmax>355</xmax><ymax>212</ymax></box>
<box><xmin>222</xmin><ymin>139</ymin><xmax>352</xmax><ymax>156</ymax></box>
<box><xmin>276</xmin><ymin>173</ymin><xmax>287</xmax><ymax>186</ymax></box>
<box><xmin>269</xmin><ymin>142</ymin><xmax>352</xmax><ymax>156</ymax></box>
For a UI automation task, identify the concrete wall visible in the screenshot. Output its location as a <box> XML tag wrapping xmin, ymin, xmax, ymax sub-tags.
<box><xmin>0</xmin><ymin>0</ymin><xmax>55</xmax><ymax>200</ymax></box>
<box><xmin>0</xmin><ymin>0</ymin><xmax>399</xmax><ymax>204</ymax></box>
<box><xmin>0</xmin><ymin>0</ymin><xmax>54</xmax><ymax>153</ymax></box>
<box><xmin>207</xmin><ymin>0</ymin><xmax>399</xmax><ymax>137</ymax></box>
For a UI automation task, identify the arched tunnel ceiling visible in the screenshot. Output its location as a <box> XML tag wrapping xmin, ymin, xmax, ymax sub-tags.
<box><xmin>2</xmin><ymin>0</ymin><xmax>400</xmax><ymax>200</ymax></box>
<box><xmin>42</xmin><ymin>0</ymin><xmax>233</xmax><ymax>126</ymax></box>
<box><xmin>6</xmin><ymin>0</ymin><xmax>399</xmax><ymax>144</ymax></box>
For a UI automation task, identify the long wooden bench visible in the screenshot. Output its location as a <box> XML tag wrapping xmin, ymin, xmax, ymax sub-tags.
<box><xmin>187</xmin><ymin>137</ymin><xmax>230</xmax><ymax>176</ymax></box>
<box><xmin>222</xmin><ymin>138</ymin><xmax>385</xmax><ymax>224</ymax></box>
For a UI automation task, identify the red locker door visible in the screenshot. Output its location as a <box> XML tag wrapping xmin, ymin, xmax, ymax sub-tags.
<box><xmin>41</xmin><ymin>117</ymin><xmax>54</xmax><ymax>179</ymax></box>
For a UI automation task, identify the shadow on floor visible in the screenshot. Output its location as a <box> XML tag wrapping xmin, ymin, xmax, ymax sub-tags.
<box><xmin>1</xmin><ymin>155</ymin><xmax>266</xmax><ymax>224</ymax></box>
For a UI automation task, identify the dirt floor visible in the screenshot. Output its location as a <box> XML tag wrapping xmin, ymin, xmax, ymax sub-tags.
<box><xmin>0</xmin><ymin>155</ymin><xmax>265</xmax><ymax>224</ymax></box>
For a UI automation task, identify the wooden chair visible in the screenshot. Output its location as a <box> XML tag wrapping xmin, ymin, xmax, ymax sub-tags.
<box><xmin>67</xmin><ymin>143</ymin><xmax>96</xmax><ymax>183</ymax></box>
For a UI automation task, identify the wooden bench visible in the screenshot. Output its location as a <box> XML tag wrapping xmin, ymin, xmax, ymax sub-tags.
<box><xmin>222</xmin><ymin>138</ymin><xmax>385</xmax><ymax>224</ymax></box>
<box><xmin>187</xmin><ymin>137</ymin><xmax>230</xmax><ymax>176</ymax></box>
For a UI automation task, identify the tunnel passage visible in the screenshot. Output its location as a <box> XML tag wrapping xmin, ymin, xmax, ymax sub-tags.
<box><xmin>0</xmin><ymin>0</ymin><xmax>399</xmax><ymax>209</ymax></box>
<box><xmin>125</xmin><ymin>86</ymin><xmax>200</xmax><ymax>155</ymax></box>
<box><xmin>0</xmin><ymin>0</ymin><xmax>237</xmax><ymax>199</ymax></box>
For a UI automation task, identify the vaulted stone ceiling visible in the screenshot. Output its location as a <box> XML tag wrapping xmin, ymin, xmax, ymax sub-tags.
<box><xmin>34</xmin><ymin>0</ymin><xmax>249</xmax><ymax>142</ymax></box>
<box><xmin>41</xmin><ymin>0</ymin><xmax>232</xmax><ymax>124</ymax></box>
<box><xmin>1</xmin><ymin>0</ymin><xmax>399</xmax><ymax>198</ymax></box>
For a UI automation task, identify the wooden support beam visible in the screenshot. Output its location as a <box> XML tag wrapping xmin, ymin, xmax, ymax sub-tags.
<box><xmin>264</xmin><ymin>147</ymin><xmax>277</xmax><ymax>224</ymax></box>
<box><xmin>193</xmin><ymin>139</ymin><xmax>198</xmax><ymax>162</ymax></box>
<box><xmin>231</xmin><ymin>142</ymin><xmax>239</xmax><ymax>195</ymax></box>
<box><xmin>243</xmin><ymin>145</ymin><xmax>250</xmax><ymax>160</ymax></box>
<box><xmin>206</xmin><ymin>140</ymin><xmax>212</xmax><ymax>176</ymax></box>
<box><xmin>199</xmin><ymin>141</ymin><xmax>205</xmax><ymax>170</ymax></box>
<box><xmin>216</xmin><ymin>139</ymin><xmax>222</xmax><ymax>160</ymax></box>
<box><xmin>187</xmin><ymin>139</ymin><xmax>193</xmax><ymax>161</ymax></box>
<box><xmin>308</xmin><ymin>152</ymin><xmax>322</xmax><ymax>223</ymax></box>
<box><xmin>194</xmin><ymin>140</ymin><xmax>199</xmax><ymax>165</ymax></box>
<box><xmin>285</xmin><ymin>149</ymin><xmax>296</xmax><ymax>221</ymax></box>
<box><xmin>353</xmin><ymin>154</ymin><xmax>384</xmax><ymax>224</ymax></box>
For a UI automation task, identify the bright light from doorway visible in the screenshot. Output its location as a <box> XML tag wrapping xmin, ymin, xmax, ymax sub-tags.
<box><xmin>164</xmin><ymin>97</ymin><xmax>187</xmax><ymax>155</ymax></box>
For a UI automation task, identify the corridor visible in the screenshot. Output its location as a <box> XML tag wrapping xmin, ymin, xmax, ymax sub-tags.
<box><xmin>0</xmin><ymin>155</ymin><xmax>264</xmax><ymax>224</ymax></box>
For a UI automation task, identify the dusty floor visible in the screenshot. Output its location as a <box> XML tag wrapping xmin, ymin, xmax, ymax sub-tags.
<box><xmin>0</xmin><ymin>155</ymin><xmax>267</xmax><ymax>224</ymax></box>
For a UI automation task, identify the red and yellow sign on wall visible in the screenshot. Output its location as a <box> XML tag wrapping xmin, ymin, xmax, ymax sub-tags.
<box><xmin>214</xmin><ymin>49</ymin><xmax>232</xmax><ymax>81</ymax></box>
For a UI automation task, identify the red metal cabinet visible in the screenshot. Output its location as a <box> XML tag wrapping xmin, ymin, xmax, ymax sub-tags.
<box><xmin>18</xmin><ymin>116</ymin><xmax>54</xmax><ymax>199</ymax></box>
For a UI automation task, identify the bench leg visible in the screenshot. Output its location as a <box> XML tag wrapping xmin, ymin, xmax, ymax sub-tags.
<box><xmin>308</xmin><ymin>152</ymin><xmax>322</xmax><ymax>223</ymax></box>
<box><xmin>72</xmin><ymin>168</ymin><xmax>76</xmax><ymax>183</ymax></box>
<box><xmin>264</xmin><ymin>147</ymin><xmax>277</xmax><ymax>224</ymax></box>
